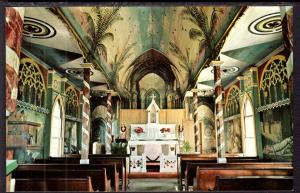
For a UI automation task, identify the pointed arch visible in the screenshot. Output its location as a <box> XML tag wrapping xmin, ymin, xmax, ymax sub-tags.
<box><xmin>225</xmin><ymin>85</ymin><xmax>240</xmax><ymax>117</ymax></box>
<box><xmin>240</xmin><ymin>93</ymin><xmax>257</xmax><ymax>157</ymax></box>
<box><xmin>65</xmin><ymin>86</ymin><xmax>79</xmax><ymax>118</ymax></box>
<box><xmin>50</xmin><ymin>95</ymin><xmax>65</xmax><ymax>157</ymax></box>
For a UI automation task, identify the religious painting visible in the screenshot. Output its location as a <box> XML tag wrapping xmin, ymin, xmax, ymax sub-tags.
<box><xmin>197</xmin><ymin>105</ymin><xmax>216</xmax><ymax>154</ymax></box>
<box><xmin>225</xmin><ymin>119</ymin><xmax>242</xmax><ymax>154</ymax></box>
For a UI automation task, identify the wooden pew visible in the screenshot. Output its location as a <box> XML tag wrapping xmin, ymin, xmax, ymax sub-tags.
<box><xmin>89</xmin><ymin>154</ymin><xmax>128</xmax><ymax>191</ymax></box>
<box><xmin>184</xmin><ymin>162</ymin><xmax>292</xmax><ymax>190</ymax></box>
<box><xmin>195</xmin><ymin>166</ymin><xmax>293</xmax><ymax>191</ymax></box>
<box><xmin>177</xmin><ymin>154</ymin><xmax>217</xmax><ymax>190</ymax></box>
<box><xmin>15</xmin><ymin>177</ymin><xmax>93</xmax><ymax>191</ymax></box>
<box><xmin>177</xmin><ymin>154</ymin><xmax>260</xmax><ymax>190</ymax></box>
<box><xmin>215</xmin><ymin>176</ymin><xmax>293</xmax><ymax>191</ymax></box>
<box><xmin>44</xmin><ymin>154</ymin><xmax>128</xmax><ymax>191</ymax></box>
<box><xmin>34</xmin><ymin>157</ymin><xmax>123</xmax><ymax>191</ymax></box>
<box><xmin>12</xmin><ymin>164</ymin><xmax>110</xmax><ymax>191</ymax></box>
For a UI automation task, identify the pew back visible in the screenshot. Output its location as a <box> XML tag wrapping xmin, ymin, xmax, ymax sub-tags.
<box><xmin>215</xmin><ymin>176</ymin><xmax>293</xmax><ymax>190</ymax></box>
<box><xmin>15</xmin><ymin>177</ymin><xmax>93</xmax><ymax>191</ymax></box>
<box><xmin>13</xmin><ymin>165</ymin><xmax>110</xmax><ymax>191</ymax></box>
<box><xmin>185</xmin><ymin>162</ymin><xmax>292</xmax><ymax>189</ymax></box>
<box><xmin>196</xmin><ymin>166</ymin><xmax>293</xmax><ymax>191</ymax></box>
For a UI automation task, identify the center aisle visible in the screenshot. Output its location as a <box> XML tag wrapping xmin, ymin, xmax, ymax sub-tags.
<box><xmin>127</xmin><ymin>178</ymin><xmax>178</xmax><ymax>192</ymax></box>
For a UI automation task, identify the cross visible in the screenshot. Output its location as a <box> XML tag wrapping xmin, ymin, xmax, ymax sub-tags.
<box><xmin>151</xmin><ymin>94</ymin><xmax>156</xmax><ymax>100</ymax></box>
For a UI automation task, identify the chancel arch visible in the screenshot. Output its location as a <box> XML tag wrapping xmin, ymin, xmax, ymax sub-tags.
<box><xmin>50</xmin><ymin>95</ymin><xmax>65</xmax><ymax>157</ymax></box>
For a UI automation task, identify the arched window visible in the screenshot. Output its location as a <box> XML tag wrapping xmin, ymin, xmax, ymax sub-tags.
<box><xmin>50</xmin><ymin>98</ymin><xmax>64</xmax><ymax>157</ymax></box>
<box><xmin>224</xmin><ymin>86</ymin><xmax>242</xmax><ymax>154</ymax></box>
<box><xmin>260</xmin><ymin>55</ymin><xmax>288</xmax><ymax>106</ymax></box>
<box><xmin>65</xmin><ymin>87</ymin><xmax>79</xmax><ymax>117</ymax></box>
<box><xmin>225</xmin><ymin>86</ymin><xmax>240</xmax><ymax>117</ymax></box>
<box><xmin>17</xmin><ymin>58</ymin><xmax>46</xmax><ymax>107</ymax></box>
<box><xmin>243</xmin><ymin>97</ymin><xmax>257</xmax><ymax>156</ymax></box>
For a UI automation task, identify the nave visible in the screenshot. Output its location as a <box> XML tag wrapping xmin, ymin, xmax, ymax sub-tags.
<box><xmin>5</xmin><ymin>3</ymin><xmax>294</xmax><ymax>192</ymax></box>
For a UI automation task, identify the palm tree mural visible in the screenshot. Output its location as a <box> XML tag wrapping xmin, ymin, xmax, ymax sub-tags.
<box><xmin>181</xmin><ymin>7</ymin><xmax>224</xmax><ymax>60</ymax></box>
<box><xmin>84</xmin><ymin>7</ymin><xmax>122</xmax><ymax>63</ymax></box>
<box><xmin>169</xmin><ymin>40</ymin><xmax>193</xmax><ymax>85</ymax></box>
<box><xmin>108</xmin><ymin>42</ymin><xmax>136</xmax><ymax>91</ymax></box>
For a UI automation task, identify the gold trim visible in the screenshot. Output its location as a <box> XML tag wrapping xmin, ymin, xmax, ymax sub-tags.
<box><xmin>259</xmin><ymin>55</ymin><xmax>286</xmax><ymax>89</ymax></box>
<box><xmin>225</xmin><ymin>85</ymin><xmax>240</xmax><ymax>106</ymax></box>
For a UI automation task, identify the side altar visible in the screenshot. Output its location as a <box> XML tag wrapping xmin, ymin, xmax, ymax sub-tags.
<box><xmin>128</xmin><ymin>95</ymin><xmax>178</xmax><ymax>173</ymax></box>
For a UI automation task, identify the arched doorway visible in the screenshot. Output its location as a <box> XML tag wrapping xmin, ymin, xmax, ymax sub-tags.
<box><xmin>242</xmin><ymin>96</ymin><xmax>257</xmax><ymax>156</ymax></box>
<box><xmin>50</xmin><ymin>98</ymin><xmax>64</xmax><ymax>157</ymax></box>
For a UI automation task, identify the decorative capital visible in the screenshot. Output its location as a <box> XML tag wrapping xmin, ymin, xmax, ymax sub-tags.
<box><xmin>249</xmin><ymin>67</ymin><xmax>258</xmax><ymax>72</ymax></box>
<box><xmin>60</xmin><ymin>77</ymin><xmax>68</xmax><ymax>82</ymax></box>
<box><xmin>237</xmin><ymin>76</ymin><xmax>244</xmax><ymax>81</ymax></box>
<box><xmin>80</xmin><ymin>62</ymin><xmax>94</xmax><ymax>69</ymax></box>
<box><xmin>210</xmin><ymin>60</ymin><xmax>224</xmax><ymax>67</ymax></box>
<box><xmin>191</xmin><ymin>88</ymin><xmax>199</xmax><ymax>93</ymax></box>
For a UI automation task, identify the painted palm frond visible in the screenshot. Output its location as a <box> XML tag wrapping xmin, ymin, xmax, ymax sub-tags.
<box><xmin>111</xmin><ymin>42</ymin><xmax>136</xmax><ymax>76</ymax></box>
<box><xmin>84</xmin><ymin>7</ymin><xmax>122</xmax><ymax>61</ymax></box>
<box><xmin>107</xmin><ymin>41</ymin><xmax>136</xmax><ymax>90</ymax></box>
<box><xmin>83</xmin><ymin>12</ymin><xmax>96</xmax><ymax>41</ymax></box>
<box><xmin>169</xmin><ymin>41</ymin><xmax>191</xmax><ymax>73</ymax></box>
<box><xmin>181</xmin><ymin>6</ymin><xmax>223</xmax><ymax>59</ymax></box>
<box><xmin>189</xmin><ymin>28</ymin><xmax>203</xmax><ymax>40</ymax></box>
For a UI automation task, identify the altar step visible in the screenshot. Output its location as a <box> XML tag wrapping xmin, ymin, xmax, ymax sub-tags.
<box><xmin>129</xmin><ymin>172</ymin><xmax>177</xmax><ymax>178</ymax></box>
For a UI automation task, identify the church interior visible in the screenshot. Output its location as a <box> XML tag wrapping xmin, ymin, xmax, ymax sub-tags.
<box><xmin>5</xmin><ymin>4</ymin><xmax>294</xmax><ymax>192</ymax></box>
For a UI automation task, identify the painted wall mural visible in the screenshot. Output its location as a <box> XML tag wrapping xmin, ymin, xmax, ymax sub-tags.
<box><xmin>65</xmin><ymin>6</ymin><xmax>241</xmax><ymax>94</ymax></box>
<box><xmin>258</xmin><ymin>52</ymin><xmax>293</xmax><ymax>161</ymax></box>
<box><xmin>225</xmin><ymin>119</ymin><xmax>242</xmax><ymax>154</ymax></box>
<box><xmin>196</xmin><ymin>105</ymin><xmax>216</xmax><ymax>154</ymax></box>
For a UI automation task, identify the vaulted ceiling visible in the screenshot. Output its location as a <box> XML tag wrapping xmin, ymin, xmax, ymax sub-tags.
<box><xmin>21</xmin><ymin>5</ymin><xmax>286</xmax><ymax>97</ymax></box>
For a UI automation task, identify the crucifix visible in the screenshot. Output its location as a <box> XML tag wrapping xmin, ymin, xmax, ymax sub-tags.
<box><xmin>151</xmin><ymin>94</ymin><xmax>156</xmax><ymax>100</ymax></box>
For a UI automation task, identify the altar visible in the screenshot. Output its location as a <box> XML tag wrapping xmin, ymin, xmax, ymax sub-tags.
<box><xmin>128</xmin><ymin>95</ymin><xmax>178</xmax><ymax>173</ymax></box>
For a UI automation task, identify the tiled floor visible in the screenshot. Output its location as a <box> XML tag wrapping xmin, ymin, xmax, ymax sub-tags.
<box><xmin>127</xmin><ymin>178</ymin><xmax>178</xmax><ymax>192</ymax></box>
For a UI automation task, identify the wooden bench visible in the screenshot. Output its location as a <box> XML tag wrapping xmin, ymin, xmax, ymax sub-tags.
<box><xmin>215</xmin><ymin>175</ymin><xmax>293</xmax><ymax>190</ymax></box>
<box><xmin>47</xmin><ymin>154</ymin><xmax>128</xmax><ymax>190</ymax></box>
<box><xmin>89</xmin><ymin>154</ymin><xmax>128</xmax><ymax>191</ymax></box>
<box><xmin>184</xmin><ymin>162</ymin><xmax>292</xmax><ymax>190</ymax></box>
<box><xmin>195</xmin><ymin>166</ymin><xmax>293</xmax><ymax>191</ymax></box>
<box><xmin>13</xmin><ymin>164</ymin><xmax>111</xmax><ymax>191</ymax></box>
<box><xmin>15</xmin><ymin>177</ymin><xmax>93</xmax><ymax>191</ymax></box>
<box><xmin>177</xmin><ymin>154</ymin><xmax>217</xmax><ymax>190</ymax></box>
<box><xmin>35</xmin><ymin>156</ymin><xmax>125</xmax><ymax>191</ymax></box>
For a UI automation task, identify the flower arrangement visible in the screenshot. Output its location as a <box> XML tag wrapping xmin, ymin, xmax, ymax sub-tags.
<box><xmin>134</xmin><ymin>127</ymin><xmax>144</xmax><ymax>134</ymax></box>
<box><xmin>160</xmin><ymin>128</ymin><xmax>170</xmax><ymax>133</ymax></box>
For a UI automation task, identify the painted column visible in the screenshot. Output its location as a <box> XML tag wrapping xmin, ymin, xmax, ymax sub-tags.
<box><xmin>131</xmin><ymin>83</ymin><xmax>138</xmax><ymax>109</ymax></box>
<box><xmin>212</xmin><ymin>61</ymin><xmax>226</xmax><ymax>161</ymax></box>
<box><xmin>106</xmin><ymin>91</ymin><xmax>113</xmax><ymax>154</ymax></box>
<box><xmin>80</xmin><ymin>64</ymin><xmax>92</xmax><ymax>163</ymax></box>
<box><xmin>5</xmin><ymin>7</ymin><xmax>25</xmax><ymax>116</ymax></box>
<box><xmin>192</xmin><ymin>89</ymin><xmax>201</xmax><ymax>153</ymax></box>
